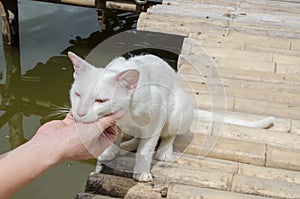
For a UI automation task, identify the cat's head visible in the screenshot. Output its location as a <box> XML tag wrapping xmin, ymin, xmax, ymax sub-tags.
<box><xmin>68</xmin><ymin>52</ymin><xmax>139</xmax><ymax>123</ymax></box>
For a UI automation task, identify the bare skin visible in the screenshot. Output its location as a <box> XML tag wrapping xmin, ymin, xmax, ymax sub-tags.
<box><xmin>0</xmin><ymin>111</ymin><xmax>124</xmax><ymax>199</ymax></box>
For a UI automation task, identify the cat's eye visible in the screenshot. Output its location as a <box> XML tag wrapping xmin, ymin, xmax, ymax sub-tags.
<box><xmin>95</xmin><ymin>99</ymin><xmax>108</xmax><ymax>103</ymax></box>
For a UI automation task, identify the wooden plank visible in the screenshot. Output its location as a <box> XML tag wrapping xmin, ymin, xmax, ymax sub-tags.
<box><xmin>189</xmin><ymin>117</ymin><xmax>290</xmax><ymax>135</ymax></box>
<box><xmin>93</xmin><ymin>157</ymin><xmax>235</xmax><ymax>192</ymax></box>
<box><xmin>139</xmin><ymin>11</ymin><xmax>230</xmax><ymax>26</ymax></box>
<box><xmin>181</xmin><ymin>72</ymin><xmax>300</xmax><ymax>106</ymax></box>
<box><xmin>75</xmin><ymin>193</ymin><xmax>121</xmax><ymax>199</ymax></box>
<box><xmin>180</xmin><ymin>48</ymin><xmax>277</xmax><ymax>74</ymax></box>
<box><xmin>140</xmin><ymin>11</ymin><xmax>229</xmax><ymax>28</ymax></box>
<box><xmin>186</xmin><ymin>92</ymin><xmax>234</xmax><ymax>111</ymax></box>
<box><xmin>85</xmin><ymin>173</ymin><xmax>164</xmax><ymax>199</ymax></box>
<box><xmin>216</xmin><ymin>68</ymin><xmax>300</xmax><ymax>86</ymax></box>
<box><xmin>273</xmin><ymin>53</ymin><xmax>300</xmax><ymax>65</ymax></box>
<box><xmin>173</xmin><ymin>153</ymin><xmax>238</xmax><ymax>173</ymax></box>
<box><xmin>232</xmin><ymin>13</ymin><xmax>300</xmax><ymax>33</ymax></box>
<box><xmin>234</xmin><ymin>97</ymin><xmax>300</xmax><ymax>120</ymax></box>
<box><xmin>180</xmin><ymin>72</ymin><xmax>300</xmax><ymax>94</ymax></box>
<box><xmin>221</xmin><ymin>77</ymin><xmax>300</xmax><ymax>94</ymax></box>
<box><xmin>230</xmin><ymin>28</ymin><xmax>300</xmax><ymax>41</ymax></box>
<box><xmin>175</xmin><ymin>134</ymin><xmax>266</xmax><ymax>166</ymax></box>
<box><xmin>176</xmin><ymin>133</ymin><xmax>300</xmax><ymax>171</ymax></box>
<box><xmin>137</xmin><ymin>21</ymin><xmax>226</xmax><ymax>37</ymax></box>
<box><xmin>291</xmin><ymin>39</ymin><xmax>300</xmax><ymax>51</ymax></box>
<box><xmin>291</xmin><ymin>120</ymin><xmax>300</xmax><ymax>135</ymax></box>
<box><xmin>161</xmin><ymin>0</ymin><xmax>236</xmax><ymax>12</ymax></box>
<box><xmin>168</xmin><ymin>184</ymin><xmax>272</xmax><ymax>199</ymax></box>
<box><xmin>151</xmin><ymin>3</ymin><xmax>234</xmax><ymax>13</ymax></box>
<box><xmin>174</xmin><ymin>153</ymin><xmax>300</xmax><ymax>184</ymax></box>
<box><xmin>266</xmin><ymin>145</ymin><xmax>300</xmax><ymax>171</ymax></box>
<box><xmin>152</xmin><ymin>162</ymin><xmax>233</xmax><ymax>191</ymax></box>
<box><xmin>232</xmin><ymin>175</ymin><xmax>300</xmax><ymax>199</ymax></box>
<box><xmin>205</xmin><ymin>47</ymin><xmax>273</xmax><ymax>63</ymax></box>
<box><xmin>191</xmin><ymin>31</ymin><xmax>291</xmax><ymax>50</ymax></box>
<box><xmin>190</xmin><ymin>123</ymin><xmax>300</xmax><ymax>150</ymax></box>
<box><xmin>137</xmin><ymin>13</ymin><xmax>229</xmax><ymax>36</ymax></box>
<box><xmin>245</xmin><ymin>45</ymin><xmax>300</xmax><ymax>57</ymax></box>
<box><xmin>276</xmin><ymin>63</ymin><xmax>300</xmax><ymax>75</ymax></box>
<box><xmin>239</xmin><ymin>0</ymin><xmax>300</xmax><ymax>14</ymax></box>
<box><xmin>163</xmin><ymin>0</ymin><xmax>238</xmax><ymax>7</ymax></box>
<box><xmin>238</xmin><ymin>163</ymin><xmax>300</xmax><ymax>184</ymax></box>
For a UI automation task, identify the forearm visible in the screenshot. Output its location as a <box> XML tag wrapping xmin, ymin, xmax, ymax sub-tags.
<box><xmin>0</xmin><ymin>151</ymin><xmax>9</xmax><ymax>160</ymax></box>
<box><xmin>0</xmin><ymin>140</ymin><xmax>60</xmax><ymax>198</ymax></box>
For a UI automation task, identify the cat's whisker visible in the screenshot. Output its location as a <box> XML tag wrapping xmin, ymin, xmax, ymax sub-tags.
<box><xmin>46</xmin><ymin>104</ymin><xmax>71</xmax><ymax>119</ymax></box>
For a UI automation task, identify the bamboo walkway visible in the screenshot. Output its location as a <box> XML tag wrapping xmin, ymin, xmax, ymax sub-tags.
<box><xmin>77</xmin><ymin>0</ymin><xmax>300</xmax><ymax>198</ymax></box>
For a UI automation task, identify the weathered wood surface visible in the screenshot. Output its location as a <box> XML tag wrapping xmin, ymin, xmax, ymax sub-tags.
<box><xmin>168</xmin><ymin>184</ymin><xmax>273</xmax><ymax>199</ymax></box>
<box><xmin>82</xmin><ymin>154</ymin><xmax>300</xmax><ymax>198</ymax></box>
<box><xmin>31</xmin><ymin>0</ymin><xmax>156</xmax><ymax>12</ymax></box>
<box><xmin>80</xmin><ymin>0</ymin><xmax>300</xmax><ymax>198</ymax></box>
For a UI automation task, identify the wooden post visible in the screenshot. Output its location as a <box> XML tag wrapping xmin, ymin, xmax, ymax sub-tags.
<box><xmin>0</xmin><ymin>0</ymin><xmax>21</xmax><ymax>92</ymax></box>
<box><xmin>0</xmin><ymin>0</ymin><xmax>23</xmax><ymax>150</ymax></box>
<box><xmin>0</xmin><ymin>0</ymin><xmax>20</xmax><ymax>45</ymax></box>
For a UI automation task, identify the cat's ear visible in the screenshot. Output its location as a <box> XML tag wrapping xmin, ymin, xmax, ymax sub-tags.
<box><xmin>68</xmin><ymin>51</ymin><xmax>91</xmax><ymax>79</ymax></box>
<box><xmin>116</xmin><ymin>69</ymin><xmax>140</xmax><ymax>93</ymax></box>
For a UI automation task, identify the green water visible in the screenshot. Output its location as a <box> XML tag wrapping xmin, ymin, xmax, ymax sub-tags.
<box><xmin>0</xmin><ymin>1</ymin><xmax>138</xmax><ymax>198</ymax></box>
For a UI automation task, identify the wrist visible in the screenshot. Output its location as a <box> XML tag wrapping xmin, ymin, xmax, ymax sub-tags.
<box><xmin>24</xmin><ymin>139</ymin><xmax>62</xmax><ymax>167</ymax></box>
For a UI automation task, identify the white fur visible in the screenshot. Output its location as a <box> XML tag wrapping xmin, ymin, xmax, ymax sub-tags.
<box><xmin>68</xmin><ymin>52</ymin><xmax>275</xmax><ymax>182</ymax></box>
<box><xmin>68</xmin><ymin>52</ymin><xmax>194</xmax><ymax>181</ymax></box>
<box><xmin>194</xmin><ymin>110</ymin><xmax>275</xmax><ymax>128</ymax></box>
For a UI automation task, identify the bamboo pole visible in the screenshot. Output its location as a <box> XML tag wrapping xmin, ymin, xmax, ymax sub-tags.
<box><xmin>32</xmin><ymin>0</ymin><xmax>96</xmax><ymax>7</ymax></box>
<box><xmin>32</xmin><ymin>0</ymin><xmax>150</xmax><ymax>12</ymax></box>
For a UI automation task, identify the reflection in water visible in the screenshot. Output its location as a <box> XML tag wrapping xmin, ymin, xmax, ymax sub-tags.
<box><xmin>1</xmin><ymin>9</ymin><xmax>139</xmax><ymax>149</ymax></box>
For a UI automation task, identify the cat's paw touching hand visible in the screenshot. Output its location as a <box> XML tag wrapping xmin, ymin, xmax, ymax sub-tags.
<box><xmin>133</xmin><ymin>172</ymin><xmax>153</xmax><ymax>182</ymax></box>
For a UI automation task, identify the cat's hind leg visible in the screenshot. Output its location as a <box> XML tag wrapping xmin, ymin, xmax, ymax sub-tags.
<box><xmin>155</xmin><ymin>135</ymin><xmax>176</xmax><ymax>162</ymax></box>
<box><xmin>119</xmin><ymin>137</ymin><xmax>139</xmax><ymax>155</ymax></box>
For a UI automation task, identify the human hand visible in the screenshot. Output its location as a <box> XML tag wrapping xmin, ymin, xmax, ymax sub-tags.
<box><xmin>31</xmin><ymin>110</ymin><xmax>124</xmax><ymax>162</ymax></box>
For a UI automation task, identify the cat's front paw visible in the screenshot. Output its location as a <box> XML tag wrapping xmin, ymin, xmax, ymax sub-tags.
<box><xmin>90</xmin><ymin>165</ymin><xmax>103</xmax><ymax>175</ymax></box>
<box><xmin>133</xmin><ymin>172</ymin><xmax>153</xmax><ymax>182</ymax></box>
<box><xmin>97</xmin><ymin>149</ymin><xmax>118</xmax><ymax>161</ymax></box>
<box><xmin>156</xmin><ymin>148</ymin><xmax>173</xmax><ymax>162</ymax></box>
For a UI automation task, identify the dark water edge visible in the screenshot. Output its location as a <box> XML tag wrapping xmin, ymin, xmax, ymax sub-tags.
<box><xmin>0</xmin><ymin>1</ymin><xmax>138</xmax><ymax>198</ymax></box>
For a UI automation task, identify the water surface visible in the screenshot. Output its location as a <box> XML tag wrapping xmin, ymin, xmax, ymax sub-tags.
<box><xmin>0</xmin><ymin>1</ymin><xmax>136</xmax><ymax>198</ymax></box>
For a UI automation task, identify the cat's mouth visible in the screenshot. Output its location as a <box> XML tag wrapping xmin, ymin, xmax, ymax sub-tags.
<box><xmin>101</xmin><ymin>110</ymin><xmax>124</xmax><ymax>120</ymax></box>
<box><xmin>98</xmin><ymin>111</ymin><xmax>120</xmax><ymax>119</ymax></box>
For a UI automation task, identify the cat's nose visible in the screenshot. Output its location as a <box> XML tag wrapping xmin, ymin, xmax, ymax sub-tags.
<box><xmin>77</xmin><ymin>112</ymin><xmax>86</xmax><ymax>118</ymax></box>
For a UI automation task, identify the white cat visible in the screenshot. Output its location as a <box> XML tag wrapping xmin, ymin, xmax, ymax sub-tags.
<box><xmin>68</xmin><ymin>52</ymin><xmax>274</xmax><ymax>182</ymax></box>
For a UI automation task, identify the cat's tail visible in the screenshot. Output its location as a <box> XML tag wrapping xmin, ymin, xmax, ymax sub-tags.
<box><xmin>194</xmin><ymin>109</ymin><xmax>275</xmax><ymax>129</ymax></box>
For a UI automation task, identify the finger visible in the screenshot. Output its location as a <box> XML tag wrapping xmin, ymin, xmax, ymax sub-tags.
<box><xmin>97</xmin><ymin>125</ymin><xmax>118</xmax><ymax>153</ymax></box>
<box><xmin>97</xmin><ymin>115</ymin><xmax>116</xmax><ymax>130</ymax></box>
<box><xmin>62</xmin><ymin>112</ymin><xmax>75</xmax><ymax>125</ymax></box>
<box><xmin>103</xmin><ymin>125</ymin><xmax>118</xmax><ymax>143</ymax></box>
